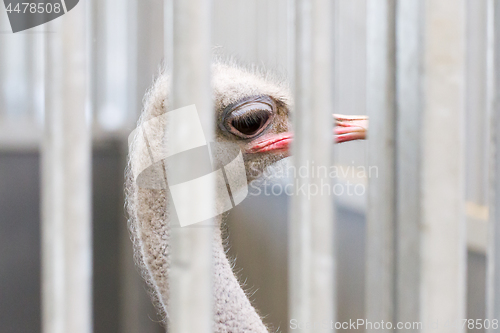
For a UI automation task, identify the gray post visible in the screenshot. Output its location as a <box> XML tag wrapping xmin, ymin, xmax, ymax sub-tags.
<box><xmin>418</xmin><ymin>3</ymin><xmax>467</xmax><ymax>330</ymax></box>
<box><xmin>487</xmin><ymin>0</ymin><xmax>500</xmax><ymax>331</ymax></box>
<box><xmin>365</xmin><ymin>1</ymin><xmax>396</xmax><ymax>332</ymax></box>
<box><xmin>367</xmin><ymin>1</ymin><xmax>467</xmax><ymax>331</ymax></box>
<box><xmin>395</xmin><ymin>0</ymin><xmax>422</xmax><ymax>329</ymax></box>
<box><xmin>168</xmin><ymin>1</ymin><xmax>213</xmax><ymax>332</ymax></box>
<box><xmin>395</xmin><ymin>1</ymin><xmax>467</xmax><ymax>332</ymax></box>
<box><xmin>42</xmin><ymin>3</ymin><xmax>92</xmax><ymax>333</ymax></box>
<box><xmin>289</xmin><ymin>0</ymin><xmax>335</xmax><ymax>332</ymax></box>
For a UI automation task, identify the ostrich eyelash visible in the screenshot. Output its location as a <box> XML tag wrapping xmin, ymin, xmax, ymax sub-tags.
<box><xmin>230</xmin><ymin>109</ymin><xmax>270</xmax><ymax>123</ymax></box>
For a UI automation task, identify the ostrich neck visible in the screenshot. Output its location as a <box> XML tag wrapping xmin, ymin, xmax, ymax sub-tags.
<box><xmin>134</xmin><ymin>187</ymin><xmax>269</xmax><ymax>332</ymax></box>
<box><xmin>210</xmin><ymin>214</ymin><xmax>268</xmax><ymax>332</ymax></box>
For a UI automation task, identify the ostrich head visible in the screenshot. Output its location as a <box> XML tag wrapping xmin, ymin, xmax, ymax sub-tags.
<box><xmin>210</xmin><ymin>62</ymin><xmax>367</xmax><ymax>183</ymax></box>
<box><xmin>126</xmin><ymin>61</ymin><xmax>367</xmax><ymax>332</ymax></box>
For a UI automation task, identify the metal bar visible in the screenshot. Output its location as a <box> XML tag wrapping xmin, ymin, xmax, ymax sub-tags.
<box><xmin>118</xmin><ymin>0</ymin><xmax>164</xmax><ymax>332</ymax></box>
<box><xmin>164</xmin><ymin>0</ymin><xmax>173</xmax><ymax>70</ymax></box>
<box><xmin>394</xmin><ymin>0</ymin><xmax>467</xmax><ymax>330</ymax></box>
<box><xmin>0</xmin><ymin>9</ymin><xmax>6</xmax><ymax>117</ymax></box>
<box><xmin>289</xmin><ymin>0</ymin><xmax>335</xmax><ymax>332</ymax></box>
<box><xmin>42</xmin><ymin>3</ymin><xmax>92</xmax><ymax>333</ymax></box>
<box><xmin>0</xmin><ymin>21</ymin><xmax>29</xmax><ymax>118</ymax></box>
<box><xmin>98</xmin><ymin>0</ymin><xmax>129</xmax><ymax>131</ymax></box>
<box><xmin>286</xmin><ymin>0</ymin><xmax>296</xmax><ymax>90</ymax></box>
<box><xmin>372</xmin><ymin>1</ymin><xmax>467</xmax><ymax>331</ymax></box>
<box><xmin>168</xmin><ymin>0</ymin><xmax>213</xmax><ymax>332</ymax></box>
<box><xmin>136</xmin><ymin>0</ymin><xmax>164</xmax><ymax>117</ymax></box>
<box><xmin>419</xmin><ymin>2</ymin><xmax>467</xmax><ymax>331</ymax></box>
<box><xmin>365</xmin><ymin>1</ymin><xmax>396</xmax><ymax>331</ymax></box>
<box><xmin>465</xmin><ymin>0</ymin><xmax>489</xmax><ymax>207</ymax></box>
<box><xmin>119</xmin><ymin>142</ymin><xmax>163</xmax><ymax>333</ymax></box>
<box><xmin>395</xmin><ymin>0</ymin><xmax>422</xmax><ymax>328</ymax></box>
<box><xmin>487</xmin><ymin>0</ymin><xmax>500</xmax><ymax>330</ymax></box>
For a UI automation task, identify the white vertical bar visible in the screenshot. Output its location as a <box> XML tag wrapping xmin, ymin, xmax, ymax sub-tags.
<box><xmin>98</xmin><ymin>0</ymin><xmax>129</xmax><ymax>130</ymax></box>
<box><xmin>164</xmin><ymin>0</ymin><xmax>173</xmax><ymax>70</ymax></box>
<box><xmin>0</xmin><ymin>24</ymin><xmax>29</xmax><ymax>118</ymax></box>
<box><xmin>395</xmin><ymin>0</ymin><xmax>467</xmax><ymax>331</ymax></box>
<box><xmin>465</xmin><ymin>0</ymin><xmax>489</xmax><ymax>207</ymax></box>
<box><xmin>119</xmin><ymin>145</ymin><xmax>162</xmax><ymax>333</ymax></box>
<box><xmin>289</xmin><ymin>0</ymin><xmax>335</xmax><ymax>332</ymax></box>
<box><xmin>135</xmin><ymin>0</ymin><xmax>164</xmax><ymax>118</ymax></box>
<box><xmin>487</xmin><ymin>0</ymin><xmax>500</xmax><ymax>330</ymax></box>
<box><xmin>33</xmin><ymin>28</ymin><xmax>46</xmax><ymax>125</ymax></box>
<box><xmin>420</xmin><ymin>2</ymin><xmax>466</xmax><ymax>331</ymax></box>
<box><xmin>377</xmin><ymin>1</ymin><xmax>466</xmax><ymax>331</ymax></box>
<box><xmin>0</xmin><ymin>8</ymin><xmax>5</xmax><ymax>115</ymax></box>
<box><xmin>365</xmin><ymin>1</ymin><xmax>396</xmax><ymax>331</ymax></box>
<box><xmin>287</xmin><ymin>0</ymin><xmax>296</xmax><ymax>90</ymax></box>
<box><xmin>168</xmin><ymin>0</ymin><xmax>213</xmax><ymax>332</ymax></box>
<box><xmin>42</xmin><ymin>3</ymin><xmax>92</xmax><ymax>333</ymax></box>
<box><xmin>119</xmin><ymin>0</ymin><xmax>160</xmax><ymax>330</ymax></box>
<box><xmin>25</xmin><ymin>33</ymin><xmax>36</xmax><ymax>119</ymax></box>
<box><xmin>0</xmin><ymin>10</ymin><xmax>8</xmax><ymax>119</ymax></box>
<box><xmin>126</xmin><ymin>0</ymin><xmax>138</xmax><ymax>126</ymax></box>
<box><xmin>395</xmin><ymin>0</ymin><xmax>422</xmax><ymax>328</ymax></box>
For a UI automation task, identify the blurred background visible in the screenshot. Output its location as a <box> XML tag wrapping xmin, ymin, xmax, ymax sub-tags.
<box><xmin>0</xmin><ymin>0</ymin><xmax>490</xmax><ymax>332</ymax></box>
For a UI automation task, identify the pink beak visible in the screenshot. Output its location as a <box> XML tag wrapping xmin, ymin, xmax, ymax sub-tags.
<box><xmin>246</xmin><ymin>114</ymin><xmax>368</xmax><ymax>154</ymax></box>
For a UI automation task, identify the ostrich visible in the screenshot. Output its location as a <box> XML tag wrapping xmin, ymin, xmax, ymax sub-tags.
<box><xmin>125</xmin><ymin>62</ymin><xmax>367</xmax><ymax>332</ymax></box>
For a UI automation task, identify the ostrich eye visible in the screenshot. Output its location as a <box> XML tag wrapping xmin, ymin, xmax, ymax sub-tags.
<box><xmin>222</xmin><ymin>96</ymin><xmax>275</xmax><ymax>139</ymax></box>
<box><xmin>231</xmin><ymin>110</ymin><xmax>270</xmax><ymax>136</ymax></box>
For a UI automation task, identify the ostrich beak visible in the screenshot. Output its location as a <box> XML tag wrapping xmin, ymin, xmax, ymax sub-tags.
<box><xmin>246</xmin><ymin>114</ymin><xmax>368</xmax><ymax>154</ymax></box>
<box><xmin>333</xmin><ymin>114</ymin><xmax>368</xmax><ymax>143</ymax></box>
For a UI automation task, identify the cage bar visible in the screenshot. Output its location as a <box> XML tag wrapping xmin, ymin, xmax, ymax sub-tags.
<box><xmin>41</xmin><ymin>4</ymin><xmax>92</xmax><ymax>333</ymax></box>
<box><xmin>395</xmin><ymin>0</ymin><xmax>422</xmax><ymax>328</ymax></box>
<box><xmin>487</xmin><ymin>0</ymin><xmax>500</xmax><ymax>331</ymax></box>
<box><xmin>167</xmin><ymin>0</ymin><xmax>214</xmax><ymax>332</ymax></box>
<box><xmin>367</xmin><ymin>1</ymin><xmax>467</xmax><ymax>332</ymax></box>
<box><xmin>365</xmin><ymin>1</ymin><xmax>396</xmax><ymax>331</ymax></box>
<box><xmin>418</xmin><ymin>2</ymin><xmax>467</xmax><ymax>330</ymax></box>
<box><xmin>288</xmin><ymin>0</ymin><xmax>335</xmax><ymax>332</ymax></box>
<box><xmin>395</xmin><ymin>1</ymin><xmax>467</xmax><ymax>332</ymax></box>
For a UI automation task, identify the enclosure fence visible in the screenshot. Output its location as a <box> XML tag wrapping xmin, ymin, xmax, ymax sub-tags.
<box><xmin>367</xmin><ymin>1</ymin><xmax>467</xmax><ymax>332</ymax></box>
<box><xmin>0</xmin><ymin>0</ymin><xmax>499</xmax><ymax>332</ymax></box>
